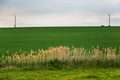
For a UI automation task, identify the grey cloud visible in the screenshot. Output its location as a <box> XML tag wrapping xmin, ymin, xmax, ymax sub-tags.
<box><xmin>0</xmin><ymin>0</ymin><xmax>7</xmax><ymax>8</ymax></box>
<box><xmin>15</xmin><ymin>0</ymin><xmax>120</xmax><ymax>15</ymax></box>
<box><xmin>1</xmin><ymin>0</ymin><xmax>120</xmax><ymax>27</ymax></box>
<box><xmin>2</xmin><ymin>0</ymin><xmax>120</xmax><ymax>15</ymax></box>
<box><xmin>0</xmin><ymin>0</ymin><xmax>5</xmax><ymax>5</ymax></box>
<box><xmin>0</xmin><ymin>0</ymin><xmax>7</xmax><ymax>12</ymax></box>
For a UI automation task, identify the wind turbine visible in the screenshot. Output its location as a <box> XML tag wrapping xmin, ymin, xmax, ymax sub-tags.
<box><xmin>108</xmin><ymin>14</ymin><xmax>111</xmax><ymax>27</ymax></box>
<box><xmin>14</xmin><ymin>15</ymin><xmax>16</xmax><ymax>28</ymax></box>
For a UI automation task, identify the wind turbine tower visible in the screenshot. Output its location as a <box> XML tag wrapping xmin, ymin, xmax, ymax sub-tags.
<box><xmin>14</xmin><ymin>15</ymin><xmax>16</xmax><ymax>28</ymax></box>
<box><xmin>108</xmin><ymin>14</ymin><xmax>111</xmax><ymax>27</ymax></box>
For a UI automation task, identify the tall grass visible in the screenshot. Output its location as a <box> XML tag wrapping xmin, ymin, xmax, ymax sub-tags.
<box><xmin>1</xmin><ymin>46</ymin><xmax>120</xmax><ymax>68</ymax></box>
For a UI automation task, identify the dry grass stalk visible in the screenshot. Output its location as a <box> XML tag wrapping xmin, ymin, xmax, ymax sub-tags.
<box><xmin>0</xmin><ymin>46</ymin><xmax>120</xmax><ymax>68</ymax></box>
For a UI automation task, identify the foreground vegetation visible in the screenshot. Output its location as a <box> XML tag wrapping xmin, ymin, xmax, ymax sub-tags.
<box><xmin>0</xmin><ymin>67</ymin><xmax>120</xmax><ymax>80</ymax></box>
<box><xmin>1</xmin><ymin>46</ymin><xmax>120</xmax><ymax>68</ymax></box>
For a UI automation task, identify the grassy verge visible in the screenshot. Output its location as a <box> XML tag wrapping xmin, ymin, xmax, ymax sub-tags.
<box><xmin>0</xmin><ymin>67</ymin><xmax>120</xmax><ymax>80</ymax></box>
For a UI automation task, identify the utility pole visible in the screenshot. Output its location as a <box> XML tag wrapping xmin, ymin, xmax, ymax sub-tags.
<box><xmin>14</xmin><ymin>15</ymin><xmax>16</xmax><ymax>28</ymax></box>
<box><xmin>108</xmin><ymin>14</ymin><xmax>111</xmax><ymax>27</ymax></box>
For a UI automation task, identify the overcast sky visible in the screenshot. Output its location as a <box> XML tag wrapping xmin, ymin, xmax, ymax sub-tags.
<box><xmin>0</xmin><ymin>0</ymin><xmax>120</xmax><ymax>27</ymax></box>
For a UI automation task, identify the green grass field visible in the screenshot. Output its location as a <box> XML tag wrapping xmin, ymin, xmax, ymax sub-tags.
<box><xmin>0</xmin><ymin>27</ymin><xmax>120</xmax><ymax>80</ymax></box>
<box><xmin>0</xmin><ymin>67</ymin><xmax>120</xmax><ymax>80</ymax></box>
<box><xmin>0</xmin><ymin>27</ymin><xmax>120</xmax><ymax>54</ymax></box>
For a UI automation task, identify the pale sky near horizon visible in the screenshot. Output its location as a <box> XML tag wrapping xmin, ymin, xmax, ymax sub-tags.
<box><xmin>0</xmin><ymin>0</ymin><xmax>120</xmax><ymax>27</ymax></box>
